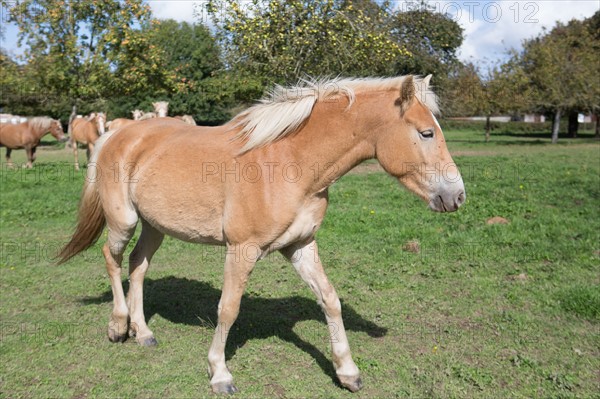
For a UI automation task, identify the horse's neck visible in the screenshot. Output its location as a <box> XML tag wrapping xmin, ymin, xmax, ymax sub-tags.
<box><xmin>90</xmin><ymin>119</ymin><xmax>101</xmax><ymax>133</ymax></box>
<box><xmin>283</xmin><ymin>99</ymin><xmax>378</xmax><ymax>192</ymax></box>
<box><xmin>29</xmin><ymin>123</ymin><xmax>50</xmax><ymax>140</ymax></box>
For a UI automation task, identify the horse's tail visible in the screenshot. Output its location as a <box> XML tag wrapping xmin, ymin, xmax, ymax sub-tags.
<box><xmin>57</xmin><ymin>132</ymin><xmax>114</xmax><ymax>264</ymax></box>
<box><xmin>57</xmin><ymin>180</ymin><xmax>105</xmax><ymax>264</ymax></box>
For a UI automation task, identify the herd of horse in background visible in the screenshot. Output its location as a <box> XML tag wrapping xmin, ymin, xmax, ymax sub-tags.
<box><xmin>0</xmin><ymin>101</ymin><xmax>196</xmax><ymax>169</ymax></box>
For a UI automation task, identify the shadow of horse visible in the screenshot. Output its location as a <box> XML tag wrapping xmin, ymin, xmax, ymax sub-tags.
<box><xmin>82</xmin><ymin>276</ymin><xmax>387</xmax><ymax>384</ymax></box>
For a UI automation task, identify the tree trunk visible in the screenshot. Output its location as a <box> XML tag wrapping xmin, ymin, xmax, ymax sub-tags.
<box><xmin>567</xmin><ymin>111</ymin><xmax>579</xmax><ymax>138</ymax></box>
<box><xmin>551</xmin><ymin>109</ymin><xmax>561</xmax><ymax>144</ymax></box>
<box><xmin>485</xmin><ymin>114</ymin><xmax>491</xmax><ymax>142</ymax></box>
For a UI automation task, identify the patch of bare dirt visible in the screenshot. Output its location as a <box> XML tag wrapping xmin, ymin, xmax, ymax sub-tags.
<box><xmin>487</xmin><ymin>216</ymin><xmax>510</xmax><ymax>225</ymax></box>
<box><xmin>402</xmin><ymin>240</ymin><xmax>421</xmax><ymax>254</ymax></box>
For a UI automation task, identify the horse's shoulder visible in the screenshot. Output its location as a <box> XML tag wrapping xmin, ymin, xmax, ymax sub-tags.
<box><xmin>72</xmin><ymin>118</ymin><xmax>88</xmax><ymax>128</ymax></box>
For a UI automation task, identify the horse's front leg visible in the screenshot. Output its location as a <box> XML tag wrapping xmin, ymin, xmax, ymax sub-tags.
<box><xmin>281</xmin><ymin>240</ymin><xmax>362</xmax><ymax>392</ymax></box>
<box><xmin>208</xmin><ymin>244</ymin><xmax>257</xmax><ymax>394</ymax></box>
<box><xmin>5</xmin><ymin>148</ymin><xmax>14</xmax><ymax>168</ymax></box>
<box><xmin>24</xmin><ymin>146</ymin><xmax>35</xmax><ymax>168</ymax></box>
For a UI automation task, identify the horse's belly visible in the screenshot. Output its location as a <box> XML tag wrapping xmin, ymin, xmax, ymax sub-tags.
<box><xmin>154</xmin><ymin>219</ymin><xmax>225</xmax><ymax>245</ymax></box>
<box><xmin>133</xmin><ymin>180</ymin><xmax>225</xmax><ymax>244</ymax></box>
<box><xmin>140</xmin><ymin>210</ymin><xmax>225</xmax><ymax>245</ymax></box>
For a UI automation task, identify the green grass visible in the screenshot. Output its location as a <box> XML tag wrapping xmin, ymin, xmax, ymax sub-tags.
<box><xmin>1</xmin><ymin>131</ymin><xmax>599</xmax><ymax>398</ymax></box>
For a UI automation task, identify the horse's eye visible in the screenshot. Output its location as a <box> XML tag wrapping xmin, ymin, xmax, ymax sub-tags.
<box><xmin>419</xmin><ymin>129</ymin><xmax>434</xmax><ymax>139</ymax></box>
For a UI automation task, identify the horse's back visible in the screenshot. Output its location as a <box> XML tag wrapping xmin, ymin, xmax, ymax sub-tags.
<box><xmin>102</xmin><ymin>118</ymin><xmax>231</xmax><ymax>161</ymax></box>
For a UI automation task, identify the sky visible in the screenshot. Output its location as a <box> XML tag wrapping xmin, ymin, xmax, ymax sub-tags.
<box><xmin>2</xmin><ymin>0</ymin><xmax>599</xmax><ymax>66</ymax></box>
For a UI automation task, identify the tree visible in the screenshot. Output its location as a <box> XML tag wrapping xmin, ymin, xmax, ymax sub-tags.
<box><xmin>207</xmin><ymin>0</ymin><xmax>409</xmax><ymax>84</ymax></box>
<box><xmin>390</xmin><ymin>1</ymin><xmax>463</xmax><ymax>83</ymax></box>
<box><xmin>442</xmin><ymin>62</ymin><xmax>485</xmax><ymax>118</ymax></box>
<box><xmin>3</xmin><ymin>0</ymin><xmax>179</xmax><ymax>117</ymax></box>
<box><xmin>584</xmin><ymin>11</ymin><xmax>600</xmax><ymax>138</ymax></box>
<box><xmin>520</xmin><ymin>15</ymin><xmax>599</xmax><ymax>143</ymax></box>
<box><xmin>481</xmin><ymin>57</ymin><xmax>536</xmax><ymax>141</ymax></box>
<box><xmin>442</xmin><ymin>58</ymin><xmax>535</xmax><ymax>141</ymax></box>
<box><xmin>147</xmin><ymin>19</ymin><xmax>233</xmax><ymax>124</ymax></box>
<box><xmin>0</xmin><ymin>50</ymin><xmax>25</xmax><ymax>112</ymax></box>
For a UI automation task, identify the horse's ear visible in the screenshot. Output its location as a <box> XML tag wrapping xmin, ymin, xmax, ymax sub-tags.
<box><xmin>399</xmin><ymin>76</ymin><xmax>415</xmax><ymax>114</ymax></box>
<box><xmin>423</xmin><ymin>74</ymin><xmax>432</xmax><ymax>88</ymax></box>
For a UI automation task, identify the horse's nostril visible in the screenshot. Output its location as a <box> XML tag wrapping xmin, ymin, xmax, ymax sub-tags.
<box><xmin>457</xmin><ymin>191</ymin><xmax>466</xmax><ymax>205</ymax></box>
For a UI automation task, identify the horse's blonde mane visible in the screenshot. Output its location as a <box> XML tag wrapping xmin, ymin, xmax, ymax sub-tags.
<box><xmin>28</xmin><ymin>117</ymin><xmax>55</xmax><ymax>132</ymax></box>
<box><xmin>233</xmin><ymin>75</ymin><xmax>440</xmax><ymax>152</ymax></box>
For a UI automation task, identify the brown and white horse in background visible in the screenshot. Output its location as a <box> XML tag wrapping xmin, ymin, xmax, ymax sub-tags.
<box><xmin>59</xmin><ymin>75</ymin><xmax>465</xmax><ymax>394</ymax></box>
<box><xmin>70</xmin><ymin>112</ymin><xmax>106</xmax><ymax>170</ymax></box>
<box><xmin>0</xmin><ymin>117</ymin><xmax>65</xmax><ymax>168</ymax></box>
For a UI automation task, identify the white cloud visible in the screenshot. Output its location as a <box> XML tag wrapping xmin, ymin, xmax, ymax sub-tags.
<box><xmin>393</xmin><ymin>1</ymin><xmax>598</xmax><ymax>64</ymax></box>
<box><xmin>451</xmin><ymin>0</ymin><xmax>600</xmax><ymax>63</ymax></box>
<box><xmin>147</xmin><ymin>0</ymin><xmax>204</xmax><ymax>24</ymax></box>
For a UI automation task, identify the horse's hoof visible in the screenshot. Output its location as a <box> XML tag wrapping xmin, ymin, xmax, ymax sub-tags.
<box><xmin>339</xmin><ymin>375</ymin><xmax>363</xmax><ymax>392</ymax></box>
<box><xmin>211</xmin><ymin>381</ymin><xmax>238</xmax><ymax>395</ymax></box>
<box><xmin>107</xmin><ymin>329</ymin><xmax>128</xmax><ymax>343</ymax></box>
<box><xmin>139</xmin><ymin>336</ymin><xmax>158</xmax><ymax>347</ymax></box>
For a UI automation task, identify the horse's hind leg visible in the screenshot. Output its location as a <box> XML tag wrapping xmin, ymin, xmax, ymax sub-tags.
<box><xmin>126</xmin><ymin>220</ymin><xmax>164</xmax><ymax>346</ymax></box>
<box><xmin>73</xmin><ymin>140</ymin><xmax>79</xmax><ymax>171</ymax></box>
<box><xmin>29</xmin><ymin>147</ymin><xmax>36</xmax><ymax>168</ymax></box>
<box><xmin>86</xmin><ymin>143</ymin><xmax>94</xmax><ymax>161</ymax></box>
<box><xmin>103</xmin><ymin>213</ymin><xmax>138</xmax><ymax>343</ymax></box>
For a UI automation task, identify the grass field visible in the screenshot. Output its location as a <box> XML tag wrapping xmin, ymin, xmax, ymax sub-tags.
<box><xmin>1</xmin><ymin>128</ymin><xmax>598</xmax><ymax>398</ymax></box>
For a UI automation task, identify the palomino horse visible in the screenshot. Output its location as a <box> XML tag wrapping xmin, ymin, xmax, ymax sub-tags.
<box><xmin>105</xmin><ymin>109</ymin><xmax>144</xmax><ymax>132</ymax></box>
<box><xmin>138</xmin><ymin>101</ymin><xmax>169</xmax><ymax>120</ymax></box>
<box><xmin>0</xmin><ymin>117</ymin><xmax>65</xmax><ymax>168</ymax></box>
<box><xmin>131</xmin><ymin>109</ymin><xmax>144</xmax><ymax>120</ymax></box>
<box><xmin>70</xmin><ymin>112</ymin><xmax>106</xmax><ymax>170</ymax></box>
<box><xmin>108</xmin><ymin>104</ymin><xmax>169</xmax><ymax>130</ymax></box>
<box><xmin>106</xmin><ymin>117</ymin><xmax>135</xmax><ymax>132</ymax></box>
<box><xmin>59</xmin><ymin>75</ymin><xmax>465</xmax><ymax>394</ymax></box>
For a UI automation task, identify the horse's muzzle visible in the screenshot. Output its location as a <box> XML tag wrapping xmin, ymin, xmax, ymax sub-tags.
<box><xmin>429</xmin><ymin>188</ymin><xmax>466</xmax><ymax>212</ymax></box>
<box><xmin>59</xmin><ymin>136</ymin><xmax>69</xmax><ymax>143</ymax></box>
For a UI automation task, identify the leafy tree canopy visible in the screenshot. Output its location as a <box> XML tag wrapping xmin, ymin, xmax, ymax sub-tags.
<box><xmin>207</xmin><ymin>0</ymin><xmax>410</xmax><ymax>83</ymax></box>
